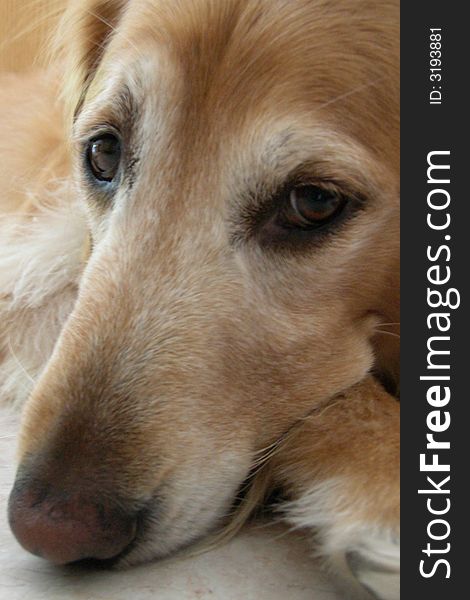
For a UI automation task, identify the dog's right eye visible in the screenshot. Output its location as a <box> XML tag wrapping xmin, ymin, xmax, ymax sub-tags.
<box><xmin>86</xmin><ymin>133</ymin><xmax>121</xmax><ymax>183</ymax></box>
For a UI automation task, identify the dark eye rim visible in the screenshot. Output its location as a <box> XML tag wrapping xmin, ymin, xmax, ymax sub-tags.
<box><xmin>83</xmin><ymin>129</ymin><xmax>123</xmax><ymax>187</ymax></box>
<box><xmin>238</xmin><ymin>177</ymin><xmax>365</xmax><ymax>252</ymax></box>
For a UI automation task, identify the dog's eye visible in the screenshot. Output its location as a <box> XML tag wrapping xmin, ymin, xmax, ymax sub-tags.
<box><xmin>282</xmin><ymin>185</ymin><xmax>346</xmax><ymax>228</ymax></box>
<box><xmin>86</xmin><ymin>134</ymin><xmax>121</xmax><ymax>182</ymax></box>
<box><xmin>247</xmin><ymin>181</ymin><xmax>357</xmax><ymax>250</ymax></box>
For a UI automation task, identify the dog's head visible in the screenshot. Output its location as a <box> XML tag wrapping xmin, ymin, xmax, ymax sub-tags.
<box><xmin>9</xmin><ymin>0</ymin><xmax>399</xmax><ymax>566</ymax></box>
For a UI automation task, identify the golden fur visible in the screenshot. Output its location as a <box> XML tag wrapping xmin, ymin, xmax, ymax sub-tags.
<box><xmin>0</xmin><ymin>1</ymin><xmax>399</xmax><ymax>598</ymax></box>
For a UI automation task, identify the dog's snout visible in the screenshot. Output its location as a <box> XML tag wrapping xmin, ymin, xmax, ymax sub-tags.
<box><xmin>8</xmin><ymin>475</ymin><xmax>137</xmax><ymax>565</ymax></box>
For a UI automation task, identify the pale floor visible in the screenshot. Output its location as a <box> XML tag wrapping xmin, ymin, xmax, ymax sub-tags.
<box><xmin>0</xmin><ymin>408</ymin><xmax>342</xmax><ymax>600</ymax></box>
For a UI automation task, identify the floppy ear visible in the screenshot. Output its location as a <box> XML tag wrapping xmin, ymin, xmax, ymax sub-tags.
<box><xmin>53</xmin><ymin>0</ymin><xmax>128</xmax><ymax>122</ymax></box>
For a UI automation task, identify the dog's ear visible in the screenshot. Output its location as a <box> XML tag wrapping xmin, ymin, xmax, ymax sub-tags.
<box><xmin>53</xmin><ymin>0</ymin><xmax>128</xmax><ymax>122</ymax></box>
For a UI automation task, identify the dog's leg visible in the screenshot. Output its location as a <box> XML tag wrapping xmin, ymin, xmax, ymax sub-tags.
<box><xmin>272</xmin><ymin>377</ymin><xmax>399</xmax><ymax>600</ymax></box>
<box><xmin>0</xmin><ymin>72</ymin><xmax>88</xmax><ymax>407</ymax></box>
<box><xmin>0</xmin><ymin>203</ymin><xmax>86</xmax><ymax>407</ymax></box>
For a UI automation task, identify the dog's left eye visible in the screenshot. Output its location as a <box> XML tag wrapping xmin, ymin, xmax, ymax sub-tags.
<box><xmin>282</xmin><ymin>185</ymin><xmax>346</xmax><ymax>228</ymax></box>
<box><xmin>242</xmin><ymin>181</ymin><xmax>358</xmax><ymax>250</ymax></box>
<box><xmin>86</xmin><ymin>133</ymin><xmax>121</xmax><ymax>182</ymax></box>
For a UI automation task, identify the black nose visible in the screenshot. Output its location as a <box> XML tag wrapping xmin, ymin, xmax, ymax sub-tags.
<box><xmin>8</xmin><ymin>474</ymin><xmax>137</xmax><ymax>565</ymax></box>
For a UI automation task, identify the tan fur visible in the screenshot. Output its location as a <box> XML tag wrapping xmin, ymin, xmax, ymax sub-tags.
<box><xmin>0</xmin><ymin>1</ymin><xmax>399</xmax><ymax>597</ymax></box>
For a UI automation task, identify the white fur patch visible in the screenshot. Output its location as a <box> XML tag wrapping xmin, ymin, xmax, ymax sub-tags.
<box><xmin>279</xmin><ymin>479</ymin><xmax>400</xmax><ymax>600</ymax></box>
<box><xmin>0</xmin><ymin>186</ymin><xmax>86</xmax><ymax>406</ymax></box>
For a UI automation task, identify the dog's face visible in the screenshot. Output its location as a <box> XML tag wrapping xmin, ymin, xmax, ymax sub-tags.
<box><xmin>10</xmin><ymin>0</ymin><xmax>399</xmax><ymax>566</ymax></box>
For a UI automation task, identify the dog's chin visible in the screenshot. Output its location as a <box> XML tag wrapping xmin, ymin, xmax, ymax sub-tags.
<box><xmin>111</xmin><ymin>470</ymin><xmax>250</xmax><ymax>568</ymax></box>
<box><xmin>114</xmin><ymin>504</ymin><xmax>228</xmax><ymax>568</ymax></box>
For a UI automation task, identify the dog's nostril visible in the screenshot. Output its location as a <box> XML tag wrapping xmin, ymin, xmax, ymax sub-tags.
<box><xmin>8</xmin><ymin>477</ymin><xmax>137</xmax><ymax>565</ymax></box>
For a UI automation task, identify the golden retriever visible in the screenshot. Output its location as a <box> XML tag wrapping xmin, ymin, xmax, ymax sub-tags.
<box><xmin>0</xmin><ymin>1</ymin><xmax>399</xmax><ymax>598</ymax></box>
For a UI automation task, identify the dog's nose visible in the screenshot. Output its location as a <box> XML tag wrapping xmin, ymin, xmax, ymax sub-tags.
<box><xmin>8</xmin><ymin>477</ymin><xmax>137</xmax><ymax>565</ymax></box>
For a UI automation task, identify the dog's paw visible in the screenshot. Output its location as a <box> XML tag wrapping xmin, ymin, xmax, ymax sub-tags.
<box><xmin>279</xmin><ymin>479</ymin><xmax>399</xmax><ymax>600</ymax></box>
<box><xmin>346</xmin><ymin>532</ymin><xmax>400</xmax><ymax>600</ymax></box>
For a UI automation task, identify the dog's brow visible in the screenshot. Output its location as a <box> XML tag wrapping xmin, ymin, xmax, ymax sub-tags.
<box><xmin>115</xmin><ymin>84</ymin><xmax>138</xmax><ymax>122</ymax></box>
<box><xmin>74</xmin><ymin>83</ymin><xmax>139</xmax><ymax>141</ymax></box>
<box><xmin>237</xmin><ymin>128</ymin><xmax>375</xmax><ymax>204</ymax></box>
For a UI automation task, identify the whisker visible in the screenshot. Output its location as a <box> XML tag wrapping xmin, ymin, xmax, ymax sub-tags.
<box><xmin>0</xmin><ymin>2</ymin><xmax>64</xmax><ymax>55</ymax></box>
<box><xmin>374</xmin><ymin>329</ymin><xmax>400</xmax><ymax>340</ymax></box>
<box><xmin>7</xmin><ymin>338</ymin><xmax>36</xmax><ymax>387</ymax></box>
<box><xmin>314</xmin><ymin>77</ymin><xmax>386</xmax><ymax>113</ymax></box>
<box><xmin>87</xmin><ymin>10</ymin><xmax>143</xmax><ymax>57</ymax></box>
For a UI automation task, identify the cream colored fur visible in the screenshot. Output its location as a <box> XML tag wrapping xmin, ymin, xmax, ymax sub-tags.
<box><xmin>0</xmin><ymin>2</ymin><xmax>399</xmax><ymax>598</ymax></box>
<box><xmin>0</xmin><ymin>192</ymin><xmax>86</xmax><ymax>406</ymax></box>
